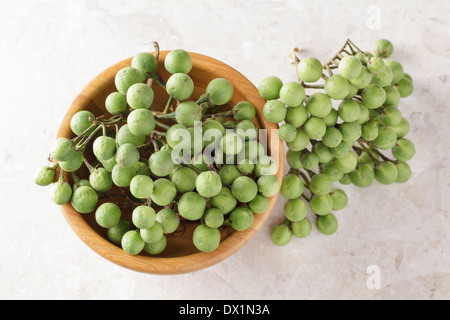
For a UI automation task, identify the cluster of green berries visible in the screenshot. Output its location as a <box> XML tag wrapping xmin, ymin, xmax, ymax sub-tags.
<box><xmin>258</xmin><ymin>39</ymin><xmax>415</xmax><ymax>246</ymax></box>
<box><xmin>35</xmin><ymin>45</ymin><xmax>281</xmax><ymax>256</ymax></box>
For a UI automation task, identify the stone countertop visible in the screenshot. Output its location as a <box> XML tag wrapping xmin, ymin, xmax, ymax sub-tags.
<box><xmin>1</xmin><ymin>0</ymin><xmax>449</xmax><ymax>300</ymax></box>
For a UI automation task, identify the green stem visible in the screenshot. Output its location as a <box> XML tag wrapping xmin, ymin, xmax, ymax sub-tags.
<box><xmin>301</xmin><ymin>193</ymin><xmax>311</xmax><ymax>202</ymax></box>
<box><xmin>153</xmin><ymin>111</ymin><xmax>176</xmax><ymax>120</ymax></box>
<box><xmin>184</xmin><ymin>164</ymin><xmax>203</xmax><ymax>174</ymax></box>
<box><xmin>76</xmin><ymin>125</ymin><xmax>102</xmax><ymax>151</ymax></box>
<box><xmin>83</xmin><ymin>156</ymin><xmax>95</xmax><ymax>174</ymax></box>
<box><xmin>155</xmin><ymin>120</ymin><xmax>170</xmax><ymax>130</ymax></box>
<box><xmin>326</xmin><ymin>65</ymin><xmax>333</xmax><ymax>77</ymax></box>
<box><xmin>151</xmin><ymin>139</ymin><xmax>159</xmax><ymax>152</ymax></box>
<box><xmin>343</xmin><ymin>49</ymin><xmax>353</xmax><ymax>56</ymax></box>
<box><xmin>347</xmin><ymin>39</ymin><xmax>368</xmax><ymax>57</ymax></box>
<box><xmin>152</xmin><ymin>130</ymin><xmax>166</xmax><ymax>137</ymax></box>
<box><xmin>298</xmin><ymin>170</ymin><xmax>311</xmax><ymax>189</ymax></box>
<box><xmin>202</xmin><ymin>110</ymin><xmax>234</xmax><ymax>120</ymax></box>
<box><xmin>71</xmin><ymin>123</ymin><xmax>98</xmax><ymax>144</ymax></box>
<box><xmin>303</xmin><ymin>84</ymin><xmax>324</xmax><ymax>89</ymax></box>
<box><xmin>72</xmin><ymin>172</ymin><xmax>80</xmax><ymax>183</ymax></box>
<box><xmin>196</xmin><ymin>93</ymin><xmax>210</xmax><ymax>105</ymax></box>
<box><xmin>163</xmin><ymin>96</ymin><xmax>174</xmax><ymax>114</ymax></box>
<box><xmin>58</xmin><ymin>166</ymin><xmax>65</xmax><ymax>182</ymax></box>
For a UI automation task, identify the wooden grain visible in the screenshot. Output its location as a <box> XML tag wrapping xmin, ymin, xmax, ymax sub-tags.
<box><xmin>56</xmin><ymin>51</ymin><xmax>284</xmax><ymax>274</ymax></box>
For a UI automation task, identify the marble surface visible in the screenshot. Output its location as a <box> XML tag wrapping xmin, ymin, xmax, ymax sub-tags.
<box><xmin>1</xmin><ymin>0</ymin><xmax>449</xmax><ymax>300</ymax></box>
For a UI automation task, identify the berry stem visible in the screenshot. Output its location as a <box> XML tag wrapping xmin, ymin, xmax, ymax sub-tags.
<box><xmin>58</xmin><ymin>166</ymin><xmax>65</xmax><ymax>182</ymax></box>
<box><xmin>83</xmin><ymin>156</ymin><xmax>95</xmax><ymax>173</ymax></box>
<box><xmin>155</xmin><ymin>120</ymin><xmax>170</xmax><ymax>130</ymax></box>
<box><xmin>152</xmin><ymin>130</ymin><xmax>166</xmax><ymax>137</ymax></box>
<box><xmin>153</xmin><ymin>41</ymin><xmax>160</xmax><ymax>62</ymax></box>
<box><xmin>196</xmin><ymin>93</ymin><xmax>210</xmax><ymax>105</ymax></box>
<box><xmin>163</xmin><ymin>96</ymin><xmax>174</xmax><ymax>114</ymax></box>
<box><xmin>347</xmin><ymin>39</ymin><xmax>369</xmax><ymax>58</ymax></box>
<box><xmin>289</xmin><ymin>47</ymin><xmax>302</xmax><ymax>67</ymax></box>
<box><xmin>50</xmin><ymin>162</ymin><xmax>60</xmax><ymax>171</ymax></box>
<box><xmin>153</xmin><ymin>111</ymin><xmax>176</xmax><ymax>120</ymax></box>
<box><xmin>303</xmin><ymin>84</ymin><xmax>324</xmax><ymax>89</ymax></box>
<box><xmin>202</xmin><ymin>110</ymin><xmax>234</xmax><ymax>120</ymax></box>
<box><xmin>301</xmin><ymin>193</ymin><xmax>311</xmax><ymax>202</ymax></box>
<box><xmin>363</xmin><ymin>140</ymin><xmax>393</xmax><ymax>162</ymax></box>
<box><xmin>71</xmin><ymin>123</ymin><xmax>98</xmax><ymax>144</ymax></box>
<box><xmin>76</xmin><ymin>125</ymin><xmax>103</xmax><ymax>151</ymax></box>
<box><xmin>184</xmin><ymin>164</ymin><xmax>203</xmax><ymax>174</ymax></box>
<box><xmin>343</xmin><ymin>49</ymin><xmax>353</xmax><ymax>56</ymax></box>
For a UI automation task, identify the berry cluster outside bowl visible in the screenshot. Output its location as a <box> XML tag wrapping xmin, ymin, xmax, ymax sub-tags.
<box><xmin>57</xmin><ymin>51</ymin><xmax>284</xmax><ymax>274</ymax></box>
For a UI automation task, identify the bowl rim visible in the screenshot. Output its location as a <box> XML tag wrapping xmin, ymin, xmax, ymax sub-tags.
<box><xmin>57</xmin><ymin>51</ymin><xmax>284</xmax><ymax>275</ymax></box>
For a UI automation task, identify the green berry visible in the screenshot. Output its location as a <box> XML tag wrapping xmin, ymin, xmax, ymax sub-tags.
<box><xmin>270</xmin><ymin>224</ymin><xmax>292</xmax><ymax>246</ymax></box>
<box><xmin>70</xmin><ymin>186</ymin><xmax>98</xmax><ymax>214</ymax></box>
<box><xmin>132</xmin><ymin>52</ymin><xmax>157</xmax><ymax>79</ymax></box>
<box><xmin>263</xmin><ymin>100</ymin><xmax>287</xmax><ymax>124</ymax></box>
<box><xmin>193</xmin><ymin>225</ymin><xmax>220</xmax><ymax>252</ymax></box>
<box><xmin>231</xmin><ymin>176</ymin><xmax>258</xmax><ymax>203</ymax></box>
<box><xmin>338</xmin><ymin>56</ymin><xmax>362</xmax><ymax>80</ymax></box>
<box><xmin>374</xmin><ymin>39</ymin><xmax>394</xmax><ymax>58</ymax></box>
<box><xmin>324</xmin><ymin>74</ymin><xmax>350</xmax><ymax>100</ymax></box>
<box><xmin>279</xmin><ymin>81</ymin><xmax>305</xmax><ymax>107</ymax></box>
<box><xmin>316</xmin><ymin>214</ymin><xmax>338</xmax><ymax>235</ymax></box>
<box><xmin>164</xmin><ymin>49</ymin><xmax>193</xmax><ymax>74</ymax></box>
<box><xmin>256</xmin><ymin>175</ymin><xmax>280</xmax><ymax>198</ymax></box>
<box><xmin>280</xmin><ymin>174</ymin><xmax>304</xmax><ymax>199</ymax></box>
<box><xmin>178</xmin><ymin>192</ymin><xmax>206</xmax><ymax>221</ymax></box>
<box><xmin>248</xmin><ymin>194</ymin><xmax>269</xmax><ymax>214</ymax></box>
<box><xmin>126</xmin><ymin>83</ymin><xmax>154</xmax><ymax>109</ymax></box>
<box><xmin>297</xmin><ymin>57</ymin><xmax>322</xmax><ymax>83</ymax></box>
<box><xmin>121</xmin><ymin>230</ymin><xmax>145</xmax><ymax>255</ymax></box>
<box><xmin>115</xmin><ymin>67</ymin><xmax>144</xmax><ymax>95</ymax></box>
<box><xmin>284</xmin><ymin>198</ymin><xmax>308</xmax><ymax>222</ymax></box>
<box><xmin>95</xmin><ymin>202</ymin><xmax>121</xmax><ymax>228</ymax></box>
<box><xmin>50</xmin><ymin>180</ymin><xmax>72</xmax><ymax>205</ymax></box>
<box><xmin>258</xmin><ymin>76</ymin><xmax>283</xmax><ymax>100</ymax></box>
<box><xmin>306</xmin><ymin>92</ymin><xmax>332</xmax><ymax>118</ymax></box>
<box><xmin>206</xmin><ymin>78</ymin><xmax>234</xmax><ymax>105</ymax></box>
<box><xmin>310</xmin><ymin>194</ymin><xmax>333</xmax><ymax>216</ymax></box>
<box><xmin>166</xmin><ymin>73</ymin><xmax>194</xmax><ymax>101</ymax></box>
<box><xmin>374</xmin><ymin>161</ymin><xmax>398</xmax><ymax>185</ymax></box>
<box><xmin>392</xmin><ymin>138</ymin><xmax>416</xmax><ymax>161</ymax></box>
<box><xmin>34</xmin><ymin>166</ymin><xmax>56</xmax><ymax>186</ymax></box>
<box><xmin>229</xmin><ymin>207</ymin><xmax>254</xmax><ymax>231</ymax></box>
<box><xmin>51</xmin><ymin>138</ymin><xmax>75</xmax><ymax>162</ymax></box>
<box><xmin>105</xmin><ymin>92</ymin><xmax>127</xmax><ymax>115</ymax></box>
<box><xmin>291</xmin><ymin>219</ymin><xmax>312</xmax><ymax>238</ymax></box>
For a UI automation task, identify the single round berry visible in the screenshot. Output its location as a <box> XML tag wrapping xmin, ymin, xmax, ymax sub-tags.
<box><xmin>374</xmin><ymin>39</ymin><xmax>394</xmax><ymax>58</ymax></box>
<box><xmin>132</xmin><ymin>52</ymin><xmax>157</xmax><ymax>79</ymax></box>
<box><xmin>166</xmin><ymin>73</ymin><xmax>194</xmax><ymax>101</ymax></box>
<box><xmin>258</xmin><ymin>76</ymin><xmax>283</xmax><ymax>100</ymax></box>
<box><xmin>95</xmin><ymin>202</ymin><xmax>121</xmax><ymax>229</ymax></box>
<box><xmin>206</xmin><ymin>78</ymin><xmax>234</xmax><ymax>105</ymax></box>
<box><xmin>297</xmin><ymin>57</ymin><xmax>323</xmax><ymax>82</ymax></box>
<box><xmin>115</xmin><ymin>67</ymin><xmax>144</xmax><ymax>95</ymax></box>
<box><xmin>270</xmin><ymin>224</ymin><xmax>292</xmax><ymax>246</ymax></box>
<box><xmin>338</xmin><ymin>55</ymin><xmax>363</xmax><ymax>80</ymax></box>
<box><xmin>316</xmin><ymin>214</ymin><xmax>338</xmax><ymax>235</ymax></box>
<box><xmin>164</xmin><ymin>49</ymin><xmax>193</xmax><ymax>74</ymax></box>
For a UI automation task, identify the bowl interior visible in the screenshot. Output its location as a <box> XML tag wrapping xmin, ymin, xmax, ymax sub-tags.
<box><xmin>57</xmin><ymin>51</ymin><xmax>283</xmax><ymax>274</ymax></box>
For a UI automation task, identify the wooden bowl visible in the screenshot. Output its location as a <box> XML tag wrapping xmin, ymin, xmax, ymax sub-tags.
<box><xmin>57</xmin><ymin>51</ymin><xmax>284</xmax><ymax>274</ymax></box>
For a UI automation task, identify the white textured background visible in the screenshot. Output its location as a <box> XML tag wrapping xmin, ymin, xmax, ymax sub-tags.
<box><xmin>1</xmin><ymin>0</ymin><xmax>449</xmax><ymax>300</ymax></box>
